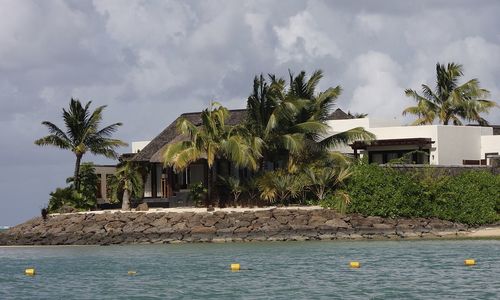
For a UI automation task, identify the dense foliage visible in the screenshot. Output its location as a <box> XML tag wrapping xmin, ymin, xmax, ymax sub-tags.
<box><xmin>338</xmin><ymin>163</ymin><xmax>500</xmax><ymax>225</ymax></box>
<box><xmin>48</xmin><ymin>163</ymin><xmax>98</xmax><ymax>212</ymax></box>
<box><xmin>107</xmin><ymin>161</ymin><xmax>144</xmax><ymax>210</ymax></box>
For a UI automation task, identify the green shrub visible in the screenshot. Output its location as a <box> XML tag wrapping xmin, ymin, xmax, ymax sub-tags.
<box><xmin>188</xmin><ymin>182</ymin><xmax>207</xmax><ymax>207</ymax></box>
<box><xmin>48</xmin><ymin>163</ymin><xmax>98</xmax><ymax>213</ymax></box>
<box><xmin>48</xmin><ymin>187</ymin><xmax>95</xmax><ymax>213</ymax></box>
<box><xmin>431</xmin><ymin>171</ymin><xmax>500</xmax><ymax>225</ymax></box>
<box><xmin>341</xmin><ymin>164</ymin><xmax>500</xmax><ymax>225</ymax></box>
<box><xmin>344</xmin><ymin>164</ymin><xmax>427</xmax><ymax>218</ymax></box>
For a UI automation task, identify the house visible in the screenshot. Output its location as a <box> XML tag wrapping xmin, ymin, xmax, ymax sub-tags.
<box><xmin>123</xmin><ymin>109</ymin><xmax>248</xmax><ymax>206</ymax></box>
<box><xmin>326</xmin><ymin>118</ymin><xmax>500</xmax><ymax>165</ymax></box>
<box><xmin>95</xmin><ymin>107</ymin><xmax>500</xmax><ymax>206</ymax></box>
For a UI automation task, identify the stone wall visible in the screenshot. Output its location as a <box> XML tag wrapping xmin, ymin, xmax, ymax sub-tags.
<box><xmin>0</xmin><ymin>208</ymin><xmax>471</xmax><ymax>246</ymax></box>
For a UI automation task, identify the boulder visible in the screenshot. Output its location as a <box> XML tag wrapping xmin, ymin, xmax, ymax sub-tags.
<box><xmin>191</xmin><ymin>226</ymin><xmax>217</xmax><ymax>234</ymax></box>
<box><xmin>136</xmin><ymin>203</ymin><xmax>149</xmax><ymax>211</ymax></box>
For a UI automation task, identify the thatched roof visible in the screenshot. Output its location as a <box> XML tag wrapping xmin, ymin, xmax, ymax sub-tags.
<box><xmin>327</xmin><ymin>108</ymin><xmax>353</xmax><ymax>120</ymax></box>
<box><xmin>132</xmin><ymin>109</ymin><xmax>247</xmax><ymax>163</ymax></box>
<box><xmin>134</xmin><ymin>107</ymin><xmax>352</xmax><ymax>163</ymax></box>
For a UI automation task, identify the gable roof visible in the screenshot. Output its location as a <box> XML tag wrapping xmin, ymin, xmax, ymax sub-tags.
<box><xmin>131</xmin><ymin>109</ymin><xmax>247</xmax><ymax>162</ymax></box>
<box><xmin>326</xmin><ymin>108</ymin><xmax>354</xmax><ymax>120</ymax></box>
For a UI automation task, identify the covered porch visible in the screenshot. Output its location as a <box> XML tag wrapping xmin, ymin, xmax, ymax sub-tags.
<box><xmin>350</xmin><ymin>138</ymin><xmax>434</xmax><ymax>164</ymax></box>
<box><xmin>142</xmin><ymin>159</ymin><xmax>249</xmax><ymax>207</ymax></box>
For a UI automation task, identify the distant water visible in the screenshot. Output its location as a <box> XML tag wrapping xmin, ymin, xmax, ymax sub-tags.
<box><xmin>1</xmin><ymin>240</ymin><xmax>499</xmax><ymax>299</ymax></box>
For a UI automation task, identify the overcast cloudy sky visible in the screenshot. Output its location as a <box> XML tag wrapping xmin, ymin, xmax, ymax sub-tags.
<box><xmin>1</xmin><ymin>0</ymin><xmax>499</xmax><ymax>225</ymax></box>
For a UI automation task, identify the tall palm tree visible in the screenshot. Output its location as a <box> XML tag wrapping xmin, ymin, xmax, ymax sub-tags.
<box><xmin>246</xmin><ymin>70</ymin><xmax>373</xmax><ymax>170</ymax></box>
<box><xmin>403</xmin><ymin>63</ymin><xmax>497</xmax><ymax>125</ymax></box>
<box><xmin>163</xmin><ymin>103</ymin><xmax>262</xmax><ymax>206</ymax></box>
<box><xmin>35</xmin><ymin>98</ymin><xmax>127</xmax><ymax>189</ymax></box>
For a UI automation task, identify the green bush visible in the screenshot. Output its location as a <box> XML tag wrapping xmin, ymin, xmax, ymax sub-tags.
<box><xmin>48</xmin><ymin>163</ymin><xmax>98</xmax><ymax>213</ymax></box>
<box><xmin>431</xmin><ymin>171</ymin><xmax>500</xmax><ymax>225</ymax></box>
<box><xmin>48</xmin><ymin>187</ymin><xmax>95</xmax><ymax>213</ymax></box>
<box><xmin>342</xmin><ymin>164</ymin><xmax>500</xmax><ymax>225</ymax></box>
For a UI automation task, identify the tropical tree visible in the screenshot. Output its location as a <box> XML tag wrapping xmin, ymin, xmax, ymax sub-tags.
<box><xmin>163</xmin><ymin>103</ymin><xmax>262</xmax><ymax>207</ymax></box>
<box><xmin>219</xmin><ymin>176</ymin><xmax>244</xmax><ymax>207</ymax></box>
<box><xmin>107</xmin><ymin>161</ymin><xmax>144</xmax><ymax>210</ymax></box>
<box><xmin>246</xmin><ymin>70</ymin><xmax>374</xmax><ymax>170</ymax></box>
<box><xmin>48</xmin><ymin>163</ymin><xmax>99</xmax><ymax>212</ymax></box>
<box><xmin>257</xmin><ymin>170</ymin><xmax>303</xmax><ymax>205</ymax></box>
<box><xmin>35</xmin><ymin>98</ymin><xmax>127</xmax><ymax>189</ymax></box>
<box><xmin>304</xmin><ymin>165</ymin><xmax>352</xmax><ymax>201</ymax></box>
<box><xmin>403</xmin><ymin>63</ymin><xmax>497</xmax><ymax>125</ymax></box>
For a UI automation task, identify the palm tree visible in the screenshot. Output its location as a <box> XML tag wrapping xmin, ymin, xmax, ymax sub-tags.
<box><xmin>108</xmin><ymin>162</ymin><xmax>143</xmax><ymax>210</ymax></box>
<box><xmin>246</xmin><ymin>70</ymin><xmax>374</xmax><ymax>170</ymax></box>
<box><xmin>304</xmin><ymin>165</ymin><xmax>352</xmax><ymax>201</ymax></box>
<box><xmin>35</xmin><ymin>98</ymin><xmax>127</xmax><ymax>189</ymax></box>
<box><xmin>403</xmin><ymin>63</ymin><xmax>497</xmax><ymax>125</ymax></box>
<box><xmin>219</xmin><ymin>176</ymin><xmax>244</xmax><ymax>207</ymax></box>
<box><xmin>163</xmin><ymin>103</ymin><xmax>262</xmax><ymax>207</ymax></box>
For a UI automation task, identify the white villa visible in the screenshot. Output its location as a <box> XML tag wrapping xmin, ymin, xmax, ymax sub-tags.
<box><xmin>95</xmin><ymin>108</ymin><xmax>500</xmax><ymax>206</ymax></box>
<box><xmin>326</xmin><ymin>111</ymin><xmax>500</xmax><ymax>166</ymax></box>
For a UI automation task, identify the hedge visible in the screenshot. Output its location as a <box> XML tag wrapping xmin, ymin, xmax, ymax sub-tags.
<box><xmin>342</xmin><ymin>164</ymin><xmax>500</xmax><ymax>226</ymax></box>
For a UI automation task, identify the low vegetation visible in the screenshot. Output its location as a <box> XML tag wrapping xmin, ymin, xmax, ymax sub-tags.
<box><xmin>338</xmin><ymin>163</ymin><xmax>500</xmax><ymax>225</ymax></box>
<box><xmin>47</xmin><ymin>163</ymin><xmax>99</xmax><ymax>212</ymax></box>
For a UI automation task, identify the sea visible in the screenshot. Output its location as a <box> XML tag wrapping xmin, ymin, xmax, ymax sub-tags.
<box><xmin>0</xmin><ymin>240</ymin><xmax>499</xmax><ymax>299</ymax></box>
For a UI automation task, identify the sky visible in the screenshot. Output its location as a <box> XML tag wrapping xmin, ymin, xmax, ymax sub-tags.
<box><xmin>1</xmin><ymin>0</ymin><xmax>500</xmax><ymax>226</ymax></box>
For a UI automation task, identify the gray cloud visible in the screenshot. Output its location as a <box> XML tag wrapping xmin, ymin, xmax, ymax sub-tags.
<box><xmin>1</xmin><ymin>0</ymin><xmax>499</xmax><ymax>225</ymax></box>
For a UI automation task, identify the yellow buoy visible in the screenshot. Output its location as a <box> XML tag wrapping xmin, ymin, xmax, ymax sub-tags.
<box><xmin>464</xmin><ymin>259</ymin><xmax>476</xmax><ymax>266</ymax></box>
<box><xmin>25</xmin><ymin>268</ymin><xmax>36</xmax><ymax>276</ymax></box>
<box><xmin>230</xmin><ymin>263</ymin><xmax>240</xmax><ymax>271</ymax></box>
<box><xmin>128</xmin><ymin>271</ymin><xmax>137</xmax><ymax>276</ymax></box>
<box><xmin>349</xmin><ymin>261</ymin><xmax>360</xmax><ymax>268</ymax></box>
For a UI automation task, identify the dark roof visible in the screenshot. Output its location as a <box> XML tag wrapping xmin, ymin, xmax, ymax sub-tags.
<box><xmin>327</xmin><ymin>108</ymin><xmax>354</xmax><ymax>120</ymax></box>
<box><xmin>350</xmin><ymin>138</ymin><xmax>434</xmax><ymax>150</ymax></box>
<box><xmin>132</xmin><ymin>109</ymin><xmax>247</xmax><ymax>162</ymax></box>
<box><xmin>492</xmin><ymin>125</ymin><xmax>500</xmax><ymax>135</ymax></box>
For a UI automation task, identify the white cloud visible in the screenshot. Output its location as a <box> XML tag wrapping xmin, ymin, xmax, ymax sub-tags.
<box><xmin>355</xmin><ymin>13</ymin><xmax>384</xmax><ymax>35</ymax></box>
<box><xmin>0</xmin><ymin>0</ymin><xmax>91</xmax><ymax>70</ymax></box>
<box><xmin>274</xmin><ymin>10</ymin><xmax>341</xmax><ymax>63</ymax></box>
<box><xmin>348</xmin><ymin>51</ymin><xmax>406</xmax><ymax>120</ymax></box>
<box><xmin>93</xmin><ymin>0</ymin><xmax>195</xmax><ymax>48</ymax></box>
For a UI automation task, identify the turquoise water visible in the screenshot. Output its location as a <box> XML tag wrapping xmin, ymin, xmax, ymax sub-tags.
<box><xmin>1</xmin><ymin>240</ymin><xmax>499</xmax><ymax>299</ymax></box>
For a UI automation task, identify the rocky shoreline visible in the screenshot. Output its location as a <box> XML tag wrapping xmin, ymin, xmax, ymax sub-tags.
<box><xmin>0</xmin><ymin>208</ymin><xmax>489</xmax><ymax>246</ymax></box>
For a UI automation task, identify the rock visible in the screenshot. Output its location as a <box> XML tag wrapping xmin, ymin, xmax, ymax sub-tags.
<box><xmin>308</xmin><ymin>216</ymin><xmax>328</xmax><ymax>226</ymax></box>
<box><xmin>191</xmin><ymin>226</ymin><xmax>216</xmax><ymax>234</ymax></box>
<box><xmin>0</xmin><ymin>208</ymin><xmax>477</xmax><ymax>246</ymax></box>
<box><xmin>136</xmin><ymin>203</ymin><xmax>149</xmax><ymax>211</ymax></box>
<box><xmin>373</xmin><ymin>223</ymin><xmax>395</xmax><ymax>230</ymax></box>
<box><xmin>325</xmin><ymin>219</ymin><xmax>350</xmax><ymax>229</ymax></box>
<box><xmin>201</xmin><ymin>215</ymin><xmax>219</xmax><ymax>227</ymax></box>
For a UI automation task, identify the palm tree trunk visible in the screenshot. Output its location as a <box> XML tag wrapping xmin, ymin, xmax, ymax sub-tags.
<box><xmin>74</xmin><ymin>154</ymin><xmax>83</xmax><ymax>190</ymax></box>
<box><xmin>122</xmin><ymin>189</ymin><xmax>130</xmax><ymax>210</ymax></box>
<box><xmin>207</xmin><ymin>166</ymin><xmax>213</xmax><ymax>208</ymax></box>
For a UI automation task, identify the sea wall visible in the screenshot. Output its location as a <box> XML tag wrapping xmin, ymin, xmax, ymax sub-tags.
<box><xmin>0</xmin><ymin>208</ymin><xmax>472</xmax><ymax>246</ymax></box>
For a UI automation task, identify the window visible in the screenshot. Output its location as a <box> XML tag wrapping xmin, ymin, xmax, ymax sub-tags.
<box><xmin>369</xmin><ymin>150</ymin><xmax>430</xmax><ymax>164</ymax></box>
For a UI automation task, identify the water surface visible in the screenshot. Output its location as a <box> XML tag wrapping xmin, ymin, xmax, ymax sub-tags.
<box><xmin>1</xmin><ymin>240</ymin><xmax>499</xmax><ymax>299</ymax></box>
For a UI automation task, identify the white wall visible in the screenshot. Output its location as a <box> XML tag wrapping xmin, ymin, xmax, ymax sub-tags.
<box><xmin>325</xmin><ymin>117</ymin><xmax>499</xmax><ymax>165</ymax></box>
<box><xmin>481</xmin><ymin>135</ymin><xmax>500</xmax><ymax>159</ymax></box>
<box><xmin>132</xmin><ymin>141</ymin><xmax>151</xmax><ymax>153</ymax></box>
<box><xmin>435</xmin><ymin>126</ymin><xmax>483</xmax><ymax>165</ymax></box>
